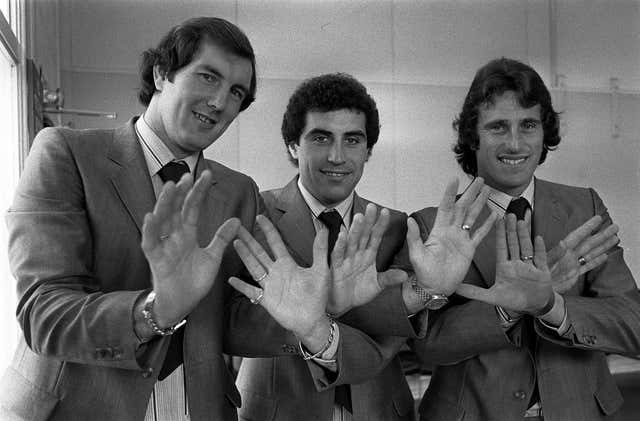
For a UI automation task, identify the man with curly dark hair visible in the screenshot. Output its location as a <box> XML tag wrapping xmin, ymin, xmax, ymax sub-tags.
<box><xmin>231</xmin><ymin>72</ymin><xmax>496</xmax><ymax>420</ymax></box>
<box><xmin>409</xmin><ymin>58</ymin><xmax>640</xmax><ymax>421</ymax></box>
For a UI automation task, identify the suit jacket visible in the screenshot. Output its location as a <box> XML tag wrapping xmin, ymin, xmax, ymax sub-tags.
<box><xmin>409</xmin><ymin>178</ymin><xmax>640</xmax><ymax>421</ymax></box>
<box><xmin>233</xmin><ymin>177</ymin><xmax>421</xmax><ymax>421</ymax></box>
<box><xmin>0</xmin><ymin>118</ymin><xmax>262</xmax><ymax>420</ymax></box>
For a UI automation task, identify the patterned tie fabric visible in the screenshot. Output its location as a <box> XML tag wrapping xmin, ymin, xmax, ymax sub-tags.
<box><xmin>157</xmin><ymin>160</ymin><xmax>189</xmax><ymax>380</ymax></box>
<box><xmin>506</xmin><ymin>197</ymin><xmax>531</xmax><ymax>221</ymax></box>
<box><xmin>316</xmin><ymin>209</ymin><xmax>352</xmax><ymax>412</ymax></box>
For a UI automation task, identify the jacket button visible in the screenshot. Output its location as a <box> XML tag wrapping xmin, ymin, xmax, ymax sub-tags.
<box><xmin>142</xmin><ymin>368</ymin><xmax>153</xmax><ymax>378</ymax></box>
<box><xmin>513</xmin><ymin>390</ymin><xmax>527</xmax><ymax>400</ymax></box>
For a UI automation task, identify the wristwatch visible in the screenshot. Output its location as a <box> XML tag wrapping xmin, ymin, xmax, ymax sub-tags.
<box><xmin>410</xmin><ymin>274</ymin><xmax>449</xmax><ymax>310</ymax></box>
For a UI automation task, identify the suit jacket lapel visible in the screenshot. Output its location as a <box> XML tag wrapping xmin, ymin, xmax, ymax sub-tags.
<box><xmin>471</xmin><ymin>205</ymin><xmax>498</xmax><ymax>287</ymax></box>
<box><xmin>194</xmin><ymin>154</ymin><xmax>228</xmax><ymax>246</ymax></box>
<box><xmin>274</xmin><ymin>178</ymin><xmax>316</xmax><ymax>266</ymax></box>
<box><xmin>107</xmin><ymin>119</ymin><xmax>156</xmax><ymax>234</ymax></box>
<box><xmin>533</xmin><ymin>178</ymin><xmax>568</xmax><ymax>250</ymax></box>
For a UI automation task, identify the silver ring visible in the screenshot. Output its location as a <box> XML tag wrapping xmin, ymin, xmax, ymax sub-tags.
<box><xmin>461</xmin><ymin>224</ymin><xmax>471</xmax><ymax>231</ymax></box>
<box><xmin>250</xmin><ymin>290</ymin><xmax>264</xmax><ymax>305</ymax></box>
<box><xmin>578</xmin><ymin>256</ymin><xmax>587</xmax><ymax>266</ymax></box>
<box><xmin>256</xmin><ymin>272</ymin><xmax>268</xmax><ymax>283</ymax></box>
<box><xmin>522</xmin><ymin>255</ymin><xmax>534</xmax><ymax>261</ymax></box>
<box><xmin>160</xmin><ymin>235</ymin><xmax>170</xmax><ymax>241</ymax></box>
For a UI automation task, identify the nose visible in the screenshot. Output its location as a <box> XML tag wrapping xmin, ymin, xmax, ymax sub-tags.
<box><xmin>328</xmin><ymin>141</ymin><xmax>345</xmax><ymax>164</ymax></box>
<box><xmin>505</xmin><ymin>128</ymin><xmax>522</xmax><ymax>151</ymax></box>
<box><xmin>207</xmin><ymin>88</ymin><xmax>228</xmax><ymax>111</ymax></box>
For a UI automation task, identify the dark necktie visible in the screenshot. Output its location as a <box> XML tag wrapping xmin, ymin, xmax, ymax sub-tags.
<box><xmin>317</xmin><ymin>209</ymin><xmax>351</xmax><ymax>412</ymax></box>
<box><xmin>507</xmin><ymin>197</ymin><xmax>540</xmax><ymax>407</ymax></box>
<box><xmin>506</xmin><ymin>197</ymin><xmax>531</xmax><ymax>221</ymax></box>
<box><xmin>317</xmin><ymin>209</ymin><xmax>343</xmax><ymax>264</ymax></box>
<box><xmin>158</xmin><ymin>160</ymin><xmax>189</xmax><ymax>183</ymax></box>
<box><xmin>157</xmin><ymin>160</ymin><xmax>189</xmax><ymax>380</ymax></box>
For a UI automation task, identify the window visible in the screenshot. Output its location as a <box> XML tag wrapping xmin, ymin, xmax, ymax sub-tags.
<box><xmin>0</xmin><ymin>4</ymin><xmax>23</xmax><ymax>374</ymax></box>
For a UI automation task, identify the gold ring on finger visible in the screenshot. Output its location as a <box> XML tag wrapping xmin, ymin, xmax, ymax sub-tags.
<box><xmin>256</xmin><ymin>272</ymin><xmax>268</xmax><ymax>282</ymax></box>
<box><xmin>578</xmin><ymin>256</ymin><xmax>587</xmax><ymax>266</ymax></box>
<box><xmin>461</xmin><ymin>224</ymin><xmax>471</xmax><ymax>231</ymax></box>
<box><xmin>521</xmin><ymin>255</ymin><xmax>534</xmax><ymax>261</ymax></box>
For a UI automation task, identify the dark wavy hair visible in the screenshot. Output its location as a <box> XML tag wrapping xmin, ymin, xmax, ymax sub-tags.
<box><xmin>453</xmin><ymin>57</ymin><xmax>561</xmax><ymax>175</ymax></box>
<box><xmin>281</xmin><ymin>73</ymin><xmax>380</xmax><ymax>165</ymax></box>
<box><xmin>138</xmin><ymin>17</ymin><xmax>256</xmax><ymax>111</ymax></box>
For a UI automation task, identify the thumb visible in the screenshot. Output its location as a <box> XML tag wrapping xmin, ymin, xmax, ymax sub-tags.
<box><xmin>379</xmin><ymin>269</ymin><xmax>408</xmax><ymax>289</ymax></box>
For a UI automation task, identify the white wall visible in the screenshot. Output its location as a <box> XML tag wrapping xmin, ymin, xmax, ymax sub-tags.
<box><xmin>54</xmin><ymin>0</ymin><xmax>640</xmax><ymax>280</ymax></box>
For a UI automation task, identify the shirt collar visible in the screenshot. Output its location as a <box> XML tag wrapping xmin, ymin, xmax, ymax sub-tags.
<box><xmin>485</xmin><ymin>177</ymin><xmax>535</xmax><ymax>217</ymax></box>
<box><xmin>135</xmin><ymin>114</ymin><xmax>199</xmax><ymax>176</ymax></box>
<box><xmin>297</xmin><ymin>177</ymin><xmax>354</xmax><ymax>227</ymax></box>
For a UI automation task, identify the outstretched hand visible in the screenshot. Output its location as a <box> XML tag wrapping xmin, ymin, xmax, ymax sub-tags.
<box><xmin>328</xmin><ymin>203</ymin><xmax>406</xmax><ymax>316</ymax></box>
<box><xmin>548</xmin><ymin>215</ymin><xmax>619</xmax><ymax>293</ymax></box>
<box><xmin>229</xmin><ymin>215</ymin><xmax>331</xmax><ymax>346</ymax></box>
<box><xmin>407</xmin><ymin>177</ymin><xmax>496</xmax><ymax>296</ymax></box>
<box><xmin>141</xmin><ymin>170</ymin><xmax>241</xmax><ymax>327</ymax></box>
<box><xmin>456</xmin><ymin>212</ymin><xmax>554</xmax><ymax>315</ymax></box>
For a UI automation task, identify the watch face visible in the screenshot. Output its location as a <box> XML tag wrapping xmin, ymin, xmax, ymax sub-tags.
<box><xmin>425</xmin><ymin>296</ymin><xmax>448</xmax><ymax>310</ymax></box>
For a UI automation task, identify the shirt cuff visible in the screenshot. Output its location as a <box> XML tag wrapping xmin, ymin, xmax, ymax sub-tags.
<box><xmin>538</xmin><ymin>294</ymin><xmax>569</xmax><ymax>335</ymax></box>
<box><xmin>312</xmin><ymin>323</ymin><xmax>340</xmax><ymax>371</ymax></box>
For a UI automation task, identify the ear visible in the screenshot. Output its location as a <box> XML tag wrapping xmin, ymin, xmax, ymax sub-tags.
<box><xmin>153</xmin><ymin>65</ymin><xmax>166</xmax><ymax>91</ymax></box>
<box><xmin>287</xmin><ymin>143</ymin><xmax>299</xmax><ymax>160</ymax></box>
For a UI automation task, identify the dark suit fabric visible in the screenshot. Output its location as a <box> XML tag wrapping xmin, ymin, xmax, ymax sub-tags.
<box><xmin>409</xmin><ymin>178</ymin><xmax>640</xmax><ymax>421</ymax></box>
<box><xmin>0</xmin><ymin>118</ymin><xmax>262</xmax><ymax>420</ymax></box>
<box><xmin>232</xmin><ymin>177</ymin><xmax>420</xmax><ymax>421</ymax></box>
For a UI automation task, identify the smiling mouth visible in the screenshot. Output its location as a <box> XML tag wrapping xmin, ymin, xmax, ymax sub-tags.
<box><xmin>321</xmin><ymin>170</ymin><xmax>351</xmax><ymax>178</ymax></box>
<box><xmin>499</xmin><ymin>157</ymin><xmax>528</xmax><ymax>166</ymax></box>
<box><xmin>193</xmin><ymin>111</ymin><xmax>216</xmax><ymax>125</ymax></box>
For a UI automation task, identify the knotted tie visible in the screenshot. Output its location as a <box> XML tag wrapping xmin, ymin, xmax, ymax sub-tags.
<box><xmin>506</xmin><ymin>197</ymin><xmax>531</xmax><ymax>221</ymax></box>
<box><xmin>157</xmin><ymin>160</ymin><xmax>189</xmax><ymax>380</ymax></box>
<box><xmin>317</xmin><ymin>209</ymin><xmax>352</xmax><ymax>412</ymax></box>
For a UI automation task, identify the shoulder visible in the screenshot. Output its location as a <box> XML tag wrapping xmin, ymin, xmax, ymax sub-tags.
<box><xmin>357</xmin><ymin>196</ymin><xmax>407</xmax><ymax>229</ymax></box>
<box><xmin>536</xmin><ymin>178</ymin><xmax>604</xmax><ymax>211</ymax></box>
<box><xmin>204</xmin><ymin>159</ymin><xmax>259</xmax><ymax>192</ymax></box>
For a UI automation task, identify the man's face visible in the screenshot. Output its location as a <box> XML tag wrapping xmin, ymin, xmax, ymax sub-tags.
<box><xmin>475</xmin><ymin>90</ymin><xmax>543</xmax><ymax>196</ymax></box>
<box><xmin>289</xmin><ymin>109</ymin><xmax>369</xmax><ymax>208</ymax></box>
<box><xmin>151</xmin><ymin>40</ymin><xmax>253</xmax><ymax>157</ymax></box>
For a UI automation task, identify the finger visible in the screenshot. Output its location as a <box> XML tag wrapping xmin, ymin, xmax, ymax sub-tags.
<box><xmin>233</xmin><ymin>238</ymin><xmax>269</xmax><ymax>285</ymax></box>
<box><xmin>576</xmin><ymin>224</ymin><xmax>619</xmax><ymax>259</ymax></box>
<box><xmin>455</xmin><ymin>283</ymin><xmax>497</xmax><ymax>306</ymax></box>
<box><xmin>312</xmin><ymin>225</ymin><xmax>329</xmax><ymax>271</ymax></box>
<box><xmin>579</xmin><ymin>253</ymin><xmax>607</xmax><ymax>275</ymax></box>
<box><xmin>562</xmin><ymin>215</ymin><xmax>603</xmax><ymax>249</ymax></box>
<box><xmin>462</xmin><ymin>184</ymin><xmax>490</xmax><ymax>229</ymax></box>
<box><xmin>181</xmin><ymin>170</ymin><xmax>213</xmax><ymax>227</ymax></box>
<box><xmin>378</xmin><ymin>269</ymin><xmax>408</xmax><ymax>289</ymax></box>
<box><xmin>547</xmin><ymin>240</ymin><xmax>566</xmax><ymax>267</ymax></box>
<box><xmin>228</xmin><ymin>277</ymin><xmax>265</xmax><ymax>305</ymax></box>
<box><xmin>367</xmin><ymin>207</ymin><xmax>390</xmax><ymax>253</ymax></box>
<box><xmin>235</xmin><ymin>224</ymin><xmax>274</xmax><ymax>270</ymax></box>
<box><xmin>346</xmin><ymin>213</ymin><xmax>364</xmax><ymax>258</ymax></box>
<box><xmin>533</xmin><ymin>235</ymin><xmax>548</xmax><ymax>270</ymax></box>
<box><xmin>505</xmin><ymin>213</ymin><xmax>520</xmax><ymax>260</ymax></box>
<box><xmin>359</xmin><ymin>203</ymin><xmax>378</xmax><ymax>250</ymax></box>
<box><xmin>495</xmin><ymin>217</ymin><xmax>508</xmax><ymax>262</ymax></box>
<box><xmin>406</xmin><ymin>217</ymin><xmax>425</xmax><ymax>258</ymax></box>
<box><xmin>433</xmin><ymin>178</ymin><xmax>460</xmax><ymax>227</ymax></box>
<box><xmin>331</xmin><ymin>227</ymin><xmax>347</xmax><ymax>268</ymax></box>
<box><xmin>141</xmin><ymin>212</ymin><xmax>162</xmax><ymax>254</ymax></box>
<box><xmin>471</xmin><ymin>211</ymin><xmax>497</xmax><ymax>245</ymax></box>
<box><xmin>517</xmin><ymin>219</ymin><xmax>534</xmax><ymax>264</ymax></box>
<box><xmin>453</xmin><ymin>177</ymin><xmax>485</xmax><ymax>226</ymax></box>
<box><xmin>256</xmin><ymin>214</ymin><xmax>290</xmax><ymax>259</ymax></box>
<box><xmin>203</xmin><ymin>218</ymin><xmax>241</xmax><ymax>264</ymax></box>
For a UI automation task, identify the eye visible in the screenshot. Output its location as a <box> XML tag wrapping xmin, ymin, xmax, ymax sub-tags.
<box><xmin>311</xmin><ymin>134</ymin><xmax>330</xmax><ymax>144</ymax></box>
<box><xmin>521</xmin><ymin>120</ymin><xmax>539</xmax><ymax>132</ymax></box>
<box><xmin>199</xmin><ymin>73</ymin><xmax>219</xmax><ymax>84</ymax></box>
<box><xmin>344</xmin><ymin>136</ymin><xmax>364</xmax><ymax>146</ymax></box>
<box><xmin>487</xmin><ymin>122</ymin><xmax>508</xmax><ymax>135</ymax></box>
<box><xmin>230</xmin><ymin>88</ymin><xmax>245</xmax><ymax>101</ymax></box>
